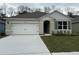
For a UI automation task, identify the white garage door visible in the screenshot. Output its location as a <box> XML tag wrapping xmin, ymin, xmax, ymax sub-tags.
<box><xmin>11</xmin><ymin>23</ymin><xmax>39</xmax><ymax>35</ymax></box>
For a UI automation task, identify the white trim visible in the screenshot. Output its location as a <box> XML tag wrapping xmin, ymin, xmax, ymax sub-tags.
<box><xmin>55</xmin><ymin>21</ymin><xmax>72</xmax><ymax>34</ymax></box>
<box><xmin>4</xmin><ymin>18</ymin><xmax>40</xmax><ymax>21</ymax></box>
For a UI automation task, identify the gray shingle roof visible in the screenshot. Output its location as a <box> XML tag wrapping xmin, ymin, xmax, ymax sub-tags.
<box><xmin>70</xmin><ymin>15</ymin><xmax>79</xmax><ymax>23</ymax></box>
<box><xmin>10</xmin><ymin>11</ymin><xmax>47</xmax><ymax>18</ymax></box>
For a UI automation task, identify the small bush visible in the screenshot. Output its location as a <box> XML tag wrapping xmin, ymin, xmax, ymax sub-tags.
<box><xmin>53</xmin><ymin>32</ymin><xmax>72</xmax><ymax>36</ymax></box>
<box><xmin>57</xmin><ymin>31</ymin><xmax>63</xmax><ymax>35</ymax></box>
<box><xmin>0</xmin><ymin>32</ymin><xmax>6</xmax><ymax>36</ymax></box>
<box><xmin>53</xmin><ymin>31</ymin><xmax>64</xmax><ymax>36</ymax></box>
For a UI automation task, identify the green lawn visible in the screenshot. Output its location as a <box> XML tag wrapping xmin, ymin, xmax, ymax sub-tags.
<box><xmin>41</xmin><ymin>35</ymin><xmax>79</xmax><ymax>53</ymax></box>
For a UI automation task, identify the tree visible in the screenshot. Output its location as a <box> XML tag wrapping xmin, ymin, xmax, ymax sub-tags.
<box><xmin>64</xmin><ymin>7</ymin><xmax>75</xmax><ymax>14</ymax></box>
<box><xmin>35</xmin><ymin>8</ymin><xmax>42</xmax><ymax>12</ymax></box>
<box><xmin>17</xmin><ymin>5</ymin><xmax>33</xmax><ymax>14</ymax></box>
<box><xmin>0</xmin><ymin>8</ymin><xmax>3</xmax><ymax>14</ymax></box>
<box><xmin>51</xmin><ymin>5</ymin><xmax>55</xmax><ymax>11</ymax></box>
<box><xmin>44</xmin><ymin>7</ymin><xmax>51</xmax><ymax>13</ymax></box>
<box><xmin>0</xmin><ymin>6</ymin><xmax>6</xmax><ymax>18</ymax></box>
<box><xmin>44</xmin><ymin>6</ymin><xmax>55</xmax><ymax>13</ymax></box>
<box><xmin>56</xmin><ymin>8</ymin><xmax>63</xmax><ymax>13</ymax></box>
<box><xmin>8</xmin><ymin>7</ymin><xmax>14</xmax><ymax>16</ymax></box>
<box><xmin>24</xmin><ymin>6</ymin><xmax>28</xmax><ymax>12</ymax></box>
<box><xmin>3</xmin><ymin>3</ymin><xmax>7</xmax><ymax>15</ymax></box>
<box><xmin>24</xmin><ymin>6</ymin><xmax>32</xmax><ymax>12</ymax></box>
<box><xmin>30</xmin><ymin>8</ymin><xmax>36</xmax><ymax>12</ymax></box>
<box><xmin>18</xmin><ymin>5</ymin><xmax>25</xmax><ymax>13</ymax></box>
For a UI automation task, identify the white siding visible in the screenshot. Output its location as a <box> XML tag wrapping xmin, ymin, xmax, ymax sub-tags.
<box><xmin>50</xmin><ymin>12</ymin><xmax>70</xmax><ymax>21</ymax></box>
<box><xmin>72</xmin><ymin>23</ymin><xmax>79</xmax><ymax>33</ymax></box>
<box><xmin>50</xmin><ymin>12</ymin><xmax>72</xmax><ymax>34</ymax></box>
<box><xmin>11</xmin><ymin>21</ymin><xmax>39</xmax><ymax>24</ymax></box>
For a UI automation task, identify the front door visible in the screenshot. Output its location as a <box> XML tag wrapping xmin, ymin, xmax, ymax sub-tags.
<box><xmin>44</xmin><ymin>21</ymin><xmax>50</xmax><ymax>34</ymax></box>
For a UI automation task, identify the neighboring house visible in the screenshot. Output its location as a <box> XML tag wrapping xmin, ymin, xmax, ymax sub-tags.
<box><xmin>0</xmin><ymin>20</ymin><xmax>5</xmax><ymax>33</ymax></box>
<box><xmin>69</xmin><ymin>15</ymin><xmax>79</xmax><ymax>33</ymax></box>
<box><xmin>0</xmin><ymin>14</ymin><xmax>5</xmax><ymax>33</ymax></box>
<box><xmin>5</xmin><ymin>11</ymin><xmax>72</xmax><ymax>35</ymax></box>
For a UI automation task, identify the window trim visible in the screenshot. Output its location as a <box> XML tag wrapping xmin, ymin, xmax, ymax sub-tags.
<box><xmin>57</xmin><ymin>21</ymin><xmax>70</xmax><ymax>30</ymax></box>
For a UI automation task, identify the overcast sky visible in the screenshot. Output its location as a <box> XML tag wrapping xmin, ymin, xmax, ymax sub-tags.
<box><xmin>0</xmin><ymin>3</ymin><xmax>79</xmax><ymax>9</ymax></box>
<box><xmin>6</xmin><ymin>3</ymin><xmax>79</xmax><ymax>8</ymax></box>
<box><xmin>1</xmin><ymin>3</ymin><xmax>79</xmax><ymax>16</ymax></box>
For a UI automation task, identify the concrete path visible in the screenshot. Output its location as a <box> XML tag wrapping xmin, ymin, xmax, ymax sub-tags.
<box><xmin>0</xmin><ymin>35</ymin><xmax>50</xmax><ymax>55</ymax></box>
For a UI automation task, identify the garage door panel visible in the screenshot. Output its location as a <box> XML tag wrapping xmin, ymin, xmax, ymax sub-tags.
<box><xmin>11</xmin><ymin>24</ymin><xmax>39</xmax><ymax>35</ymax></box>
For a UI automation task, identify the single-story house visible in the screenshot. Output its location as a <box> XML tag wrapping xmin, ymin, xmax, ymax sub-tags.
<box><xmin>5</xmin><ymin>11</ymin><xmax>73</xmax><ymax>35</ymax></box>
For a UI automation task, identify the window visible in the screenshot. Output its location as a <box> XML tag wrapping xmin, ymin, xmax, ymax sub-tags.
<box><xmin>58</xmin><ymin>26</ymin><xmax>62</xmax><ymax>29</ymax></box>
<box><xmin>58</xmin><ymin>22</ymin><xmax>62</xmax><ymax>26</ymax></box>
<box><xmin>63</xmin><ymin>26</ymin><xmax>67</xmax><ymax>29</ymax></box>
<box><xmin>58</xmin><ymin>21</ymin><xmax>62</xmax><ymax>29</ymax></box>
<box><xmin>56</xmin><ymin>21</ymin><xmax>71</xmax><ymax>30</ymax></box>
<box><xmin>63</xmin><ymin>21</ymin><xmax>67</xmax><ymax>25</ymax></box>
<box><xmin>63</xmin><ymin>21</ymin><xmax>67</xmax><ymax>29</ymax></box>
<box><xmin>57</xmin><ymin>21</ymin><xmax>68</xmax><ymax>29</ymax></box>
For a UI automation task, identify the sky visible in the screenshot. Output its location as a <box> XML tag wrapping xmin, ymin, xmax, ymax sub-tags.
<box><xmin>1</xmin><ymin>3</ymin><xmax>79</xmax><ymax>16</ymax></box>
<box><xmin>0</xmin><ymin>3</ymin><xmax>78</xmax><ymax>9</ymax></box>
<box><xmin>6</xmin><ymin>3</ymin><xmax>79</xmax><ymax>13</ymax></box>
<box><xmin>7</xmin><ymin>3</ymin><xmax>79</xmax><ymax>8</ymax></box>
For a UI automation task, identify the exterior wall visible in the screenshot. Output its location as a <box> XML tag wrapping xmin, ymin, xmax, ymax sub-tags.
<box><xmin>39</xmin><ymin>19</ymin><xmax>43</xmax><ymax>34</ymax></box>
<box><xmin>6</xmin><ymin>18</ymin><xmax>40</xmax><ymax>35</ymax></box>
<box><xmin>72</xmin><ymin>23</ymin><xmax>79</xmax><ymax>33</ymax></box>
<box><xmin>39</xmin><ymin>17</ymin><xmax>54</xmax><ymax>35</ymax></box>
<box><xmin>50</xmin><ymin>12</ymin><xmax>72</xmax><ymax>34</ymax></box>
<box><xmin>51</xmin><ymin>20</ymin><xmax>55</xmax><ymax>34</ymax></box>
<box><xmin>0</xmin><ymin>20</ymin><xmax>5</xmax><ymax>33</ymax></box>
<box><xmin>11</xmin><ymin>20</ymin><xmax>39</xmax><ymax>24</ymax></box>
<box><xmin>50</xmin><ymin>12</ymin><xmax>71</xmax><ymax>20</ymax></box>
<box><xmin>6</xmin><ymin>17</ymin><xmax>55</xmax><ymax>35</ymax></box>
<box><xmin>0</xmin><ymin>23</ymin><xmax>5</xmax><ymax>32</ymax></box>
<box><xmin>40</xmin><ymin>11</ymin><xmax>72</xmax><ymax>34</ymax></box>
<box><xmin>5</xmin><ymin>11</ymin><xmax>72</xmax><ymax>35</ymax></box>
<box><xmin>6</xmin><ymin>20</ymin><xmax>12</xmax><ymax>35</ymax></box>
<box><xmin>5</xmin><ymin>18</ymin><xmax>39</xmax><ymax>21</ymax></box>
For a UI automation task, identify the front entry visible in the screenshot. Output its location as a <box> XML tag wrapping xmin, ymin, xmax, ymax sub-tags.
<box><xmin>44</xmin><ymin>21</ymin><xmax>50</xmax><ymax>34</ymax></box>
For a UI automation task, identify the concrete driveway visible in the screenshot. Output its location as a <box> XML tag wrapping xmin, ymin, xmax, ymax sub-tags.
<box><xmin>0</xmin><ymin>35</ymin><xmax>50</xmax><ymax>55</ymax></box>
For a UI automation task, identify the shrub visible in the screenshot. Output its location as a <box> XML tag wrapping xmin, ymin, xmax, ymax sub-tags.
<box><xmin>0</xmin><ymin>32</ymin><xmax>6</xmax><ymax>36</ymax></box>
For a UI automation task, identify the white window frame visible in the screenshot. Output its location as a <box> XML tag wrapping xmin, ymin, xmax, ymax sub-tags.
<box><xmin>62</xmin><ymin>21</ymin><xmax>68</xmax><ymax>30</ymax></box>
<box><xmin>57</xmin><ymin>21</ymin><xmax>70</xmax><ymax>30</ymax></box>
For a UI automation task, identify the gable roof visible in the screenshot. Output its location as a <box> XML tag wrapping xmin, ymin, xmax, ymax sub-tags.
<box><xmin>9</xmin><ymin>11</ymin><xmax>47</xmax><ymax>18</ymax></box>
<box><xmin>40</xmin><ymin>10</ymin><xmax>72</xmax><ymax>19</ymax></box>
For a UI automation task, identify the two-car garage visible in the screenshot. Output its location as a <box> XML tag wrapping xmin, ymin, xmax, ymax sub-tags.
<box><xmin>10</xmin><ymin>21</ymin><xmax>39</xmax><ymax>35</ymax></box>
